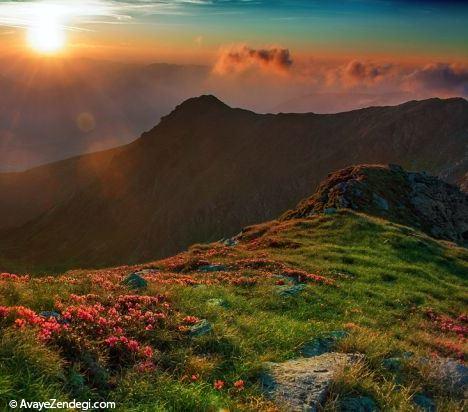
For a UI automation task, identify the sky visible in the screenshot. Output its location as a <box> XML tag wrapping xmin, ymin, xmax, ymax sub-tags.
<box><xmin>0</xmin><ymin>0</ymin><xmax>468</xmax><ymax>170</ymax></box>
<box><xmin>0</xmin><ymin>0</ymin><xmax>467</xmax><ymax>63</ymax></box>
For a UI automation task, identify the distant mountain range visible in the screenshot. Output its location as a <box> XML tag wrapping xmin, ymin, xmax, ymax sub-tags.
<box><xmin>0</xmin><ymin>95</ymin><xmax>467</xmax><ymax>271</ymax></box>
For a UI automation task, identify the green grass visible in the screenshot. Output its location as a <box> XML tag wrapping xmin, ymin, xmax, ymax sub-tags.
<box><xmin>0</xmin><ymin>210</ymin><xmax>466</xmax><ymax>411</ymax></box>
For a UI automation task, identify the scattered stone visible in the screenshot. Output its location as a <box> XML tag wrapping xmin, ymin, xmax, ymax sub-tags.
<box><xmin>206</xmin><ymin>298</ymin><xmax>228</xmax><ymax>308</ymax></box>
<box><xmin>340</xmin><ymin>396</ymin><xmax>378</xmax><ymax>412</ymax></box>
<box><xmin>301</xmin><ymin>331</ymin><xmax>348</xmax><ymax>357</ymax></box>
<box><xmin>39</xmin><ymin>311</ymin><xmax>60</xmax><ymax>319</ymax></box>
<box><xmin>277</xmin><ymin>284</ymin><xmax>306</xmax><ymax>297</ymax></box>
<box><xmin>197</xmin><ymin>264</ymin><xmax>228</xmax><ymax>272</ymax></box>
<box><xmin>223</xmin><ymin>238</ymin><xmax>239</xmax><ymax>247</ymax></box>
<box><xmin>412</xmin><ymin>393</ymin><xmax>436</xmax><ymax>412</ymax></box>
<box><xmin>121</xmin><ymin>273</ymin><xmax>148</xmax><ymax>290</ymax></box>
<box><xmin>262</xmin><ymin>352</ymin><xmax>363</xmax><ymax>411</ymax></box>
<box><xmin>189</xmin><ymin>319</ymin><xmax>213</xmax><ymax>337</ymax></box>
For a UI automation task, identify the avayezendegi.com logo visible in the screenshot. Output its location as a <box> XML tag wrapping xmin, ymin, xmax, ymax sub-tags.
<box><xmin>9</xmin><ymin>399</ymin><xmax>116</xmax><ymax>410</ymax></box>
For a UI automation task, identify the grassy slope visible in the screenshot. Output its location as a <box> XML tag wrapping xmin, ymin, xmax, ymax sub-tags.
<box><xmin>0</xmin><ymin>210</ymin><xmax>466</xmax><ymax>411</ymax></box>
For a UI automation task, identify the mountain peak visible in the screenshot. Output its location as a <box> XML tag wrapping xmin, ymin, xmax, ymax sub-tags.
<box><xmin>174</xmin><ymin>95</ymin><xmax>230</xmax><ymax>112</ymax></box>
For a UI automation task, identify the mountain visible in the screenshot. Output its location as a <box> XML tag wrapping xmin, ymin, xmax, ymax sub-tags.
<box><xmin>271</xmin><ymin>91</ymin><xmax>414</xmax><ymax>114</ymax></box>
<box><xmin>0</xmin><ymin>58</ymin><xmax>210</xmax><ymax>171</ymax></box>
<box><xmin>1</xmin><ymin>164</ymin><xmax>466</xmax><ymax>411</ymax></box>
<box><xmin>0</xmin><ymin>96</ymin><xmax>467</xmax><ymax>270</ymax></box>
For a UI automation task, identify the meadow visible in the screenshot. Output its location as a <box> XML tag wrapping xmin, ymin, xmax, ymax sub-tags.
<box><xmin>0</xmin><ymin>210</ymin><xmax>466</xmax><ymax>411</ymax></box>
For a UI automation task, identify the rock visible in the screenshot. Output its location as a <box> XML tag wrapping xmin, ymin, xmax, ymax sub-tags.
<box><xmin>340</xmin><ymin>396</ymin><xmax>378</xmax><ymax>412</ymax></box>
<box><xmin>39</xmin><ymin>311</ymin><xmax>60</xmax><ymax>319</ymax></box>
<box><xmin>206</xmin><ymin>298</ymin><xmax>228</xmax><ymax>308</ymax></box>
<box><xmin>412</xmin><ymin>393</ymin><xmax>436</xmax><ymax>412</ymax></box>
<box><xmin>382</xmin><ymin>352</ymin><xmax>413</xmax><ymax>373</ymax></box>
<box><xmin>197</xmin><ymin>264</ymin><xmax>228</xmax><ymax>272</ymax></box>
<box><xmin>372</xmin><ymin>193</ymin><xmax>389</xmax><ymax>211</ymax></box>
<box><xmin>425</xmin><ymin>357</ymin><xmax>468</xmax><ymax>396</ymax></box>
<box><xmin>223</xmin><ymin>238</ymin><xmax>239</xmax><ymax>247</ymax></box>
<box><xmin>277</xmin><ymin>284</ymin><xmax>306</xmax><ymax>297</ymax></box>
<box><xmin>262</xmin><ymin>352</ymin><xmax>363</xmax><ymax>411</ymax></box>
<box><xmin>301</xmin><ymin>331</ymin><xmax>348</xmax><ymax>357</ymax></box>
<box><xmin>283</xmin><ymin>164</ymin><xmax>468</xmax><ymax>244</ymax></box>
<box><xmin>121</xmin><ymin>273</ymin><xmax>148</xmax><ymax>290</ymax></box>
<box><xmin>189</xmin><ymin>319</ymin><xmax>213</xmax><ymax>337</ymax></box>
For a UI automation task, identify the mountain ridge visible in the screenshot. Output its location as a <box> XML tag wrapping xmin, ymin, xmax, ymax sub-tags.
<box><xmin>0</xmin><ymin>95</ymin><xmax>467</xmax><ymax>270</ymax></box>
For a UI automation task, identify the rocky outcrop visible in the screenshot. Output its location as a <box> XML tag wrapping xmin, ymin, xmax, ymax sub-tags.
<box><xmin>261</xmin><ymin>352</ymin><xmax>363</xmax><ymax>411</ymax></box>
<box><xmin>283</xmin><ymin>164</ymin><xmax>468</xmax><ymax>244</ymax></box>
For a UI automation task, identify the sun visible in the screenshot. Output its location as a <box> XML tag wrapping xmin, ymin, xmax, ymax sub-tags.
<box><xmin>27</xmin><ymin>16</ymin><xmax>66</xmax><ymax>54</ymax></box>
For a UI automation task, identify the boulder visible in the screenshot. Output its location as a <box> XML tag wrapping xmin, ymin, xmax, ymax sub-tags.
<box><xmin>121</xmin><ymin>273</ymin><xmax>148</xmax><ymax>290</ymax></box>
<box><xmin>262</xmin><ymin>352</ymin><xmax>363</xmax><ymax>411</ymax></box>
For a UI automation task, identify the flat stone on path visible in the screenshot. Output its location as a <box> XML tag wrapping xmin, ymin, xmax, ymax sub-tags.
<box><xmin>262</xmin><ymin>352</ymin><xmax>363</xmax><ymax>411</ymax></box>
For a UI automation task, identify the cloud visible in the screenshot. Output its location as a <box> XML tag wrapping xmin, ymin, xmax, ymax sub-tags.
<box><xmin>213</xmin><ymin>45</ymin><xmax>293</xmax><ymax>75</ymax></box>
<box><xmin>314</xmin><ymin>60</ymin><xmax>396</xmax><ymax>89</ymax></box>
<box><xmin>343</xmin><ymin>60</ymin><xmax>394</xmax><ymax>85</ymax></box>
<box><xmin>404</xmin><ymin>63</ymin><xmax>468</xmax><ymax>96</ymax></box>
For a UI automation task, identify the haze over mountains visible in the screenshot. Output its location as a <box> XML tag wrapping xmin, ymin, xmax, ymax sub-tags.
<box><xmin>0</xmin><ymin>95</ymin><xmax>467</xmax><ymax>271</ymax></box>
<box><xmin>0</xmin><ymin>57</ymin><xmax>434</xmax><ymax>172</ymax></box>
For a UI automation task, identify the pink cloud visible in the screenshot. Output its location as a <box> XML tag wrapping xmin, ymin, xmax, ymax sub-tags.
<box><xmin>213</xmin><ymin>45</ymin><xmax>293</xmax><ymax>75</ymax></box>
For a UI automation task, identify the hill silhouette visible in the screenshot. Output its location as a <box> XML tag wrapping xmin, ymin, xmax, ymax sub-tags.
<box><xmin>0</xmin><ymin>95</ymin><xmax>467</xmax><ymax>270</ymax></box>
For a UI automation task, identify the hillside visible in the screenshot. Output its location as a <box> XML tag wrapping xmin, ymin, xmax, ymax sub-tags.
<box><xmin>0</xmin><ymin>165</ymin><xmax>466</xmax><ymax>410</ymax></box>
<box><xmin>283</xmin><ymin>164</ymin><xmax>468</xmax><ymax>244</ymax></box>
<box><xmin>1</xmin><ymin>96</ymin><xmax>468</xmax><ymax>271</ymax></box>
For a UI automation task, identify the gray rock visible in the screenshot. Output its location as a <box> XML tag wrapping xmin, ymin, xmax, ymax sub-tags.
<box><xmin>340</xmin><ymin>396</ymin><xmax>378</xmax><ymax>412</ymax></box>
<box><xmin>372</xmin><ymin>193</ymin><xmax>389</xmax><ymax>211</ymax></box>
<box><xmin>324</xmin><ymin>207</ymin><xmax>337</xmax><ymax>215</ymax></box>
<box><xmin>223</xmin><ymin>238</ymin><xmax>239</xmax><ymax>247</ymax></box>
<box><xmin>39</xmin><ymin>311</ymin><xmax>60</xmax><ymax>319</ymax></box>
<box><xmin>206</xmin><ymin>298</ymin><xmax>228</xmax><ymax>308</ymax></box>
<box><xmin>262</xmin><ymin>352</ymin><xmax>363</xmax><ymax>412</ymax></box>
<box><xmin>277</xmin><ymin>284</ymin><xmax>306</xmax><ymax>297</ymax></box>
<box><xmin>301</xmin><ymin>331</ymin><xmax>348</xmax><ymax>357</ymax></box>
<box><xmin>412</xmin><ymin>393</ymin><xmax>436</xmax><ymax>412</ymax></box>
<box><xmin>121</xmin><ymin>273</ymin><xmax>148</xmax><ymax>289</ymax></box>
<box><xmin>425</xmin><ymin>357</ymin><xmax>468</xmax><ymax>396</ymax></box>
<box><xmin>189</xmin><ymin>319</ymin><xmax>213</xmax><ymax>337</ymax></box>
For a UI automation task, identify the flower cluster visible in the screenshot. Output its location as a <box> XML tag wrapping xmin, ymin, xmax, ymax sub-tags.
<box><xmin>0</xmin><ymin>293</ymin><xmax>192</xmax><ymax>378</ymax></box>
<box><xmin>425</xmin><ymin>309</ymin><xmax>468</xmax><ymax>337</ymax></box>
<box><xmin>0</xmin><ymin>272</ymin><xmax>30</xmax><ymax>283</ymax></box>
